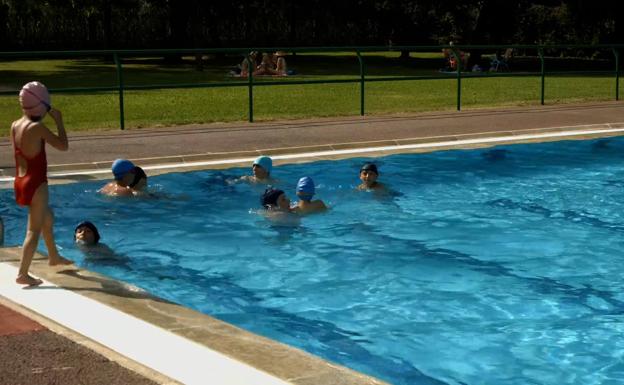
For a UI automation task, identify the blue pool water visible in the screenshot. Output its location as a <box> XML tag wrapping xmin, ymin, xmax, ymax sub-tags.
<box><xmin>3</xmin><ymin>137</ymin><xmax>624</xmax><ymax>385</ymax></box>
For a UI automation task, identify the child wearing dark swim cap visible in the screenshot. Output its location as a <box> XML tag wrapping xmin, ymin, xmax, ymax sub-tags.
<box><xmin>357</xmin><ymin>162</ymin><xmax>386</xmax><ymax>191</ymax></box>
<box><xmin>74</xmin><ymin>221</ymin><xmax>100</xmax><ymax>246</ymax></box>
<box><xmin>128</xmin><ymin>166</ymin><xmax>148</xmax><ymax>191</ymax></box>
<box><xmin>261</xmin><ymin>187</ymin><xmax>292</xmax><ymax>212</ymax></box>
<box><xmin>293</xmin><ymin>177</ymin><xmax>327</xmax><ymax>214</ymax></box>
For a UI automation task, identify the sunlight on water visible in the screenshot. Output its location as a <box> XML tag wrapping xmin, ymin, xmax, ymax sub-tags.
<box><xmin>2</xmin><ymin>137</ymin><xmax>624</xmax><ymax>385</ymax></box>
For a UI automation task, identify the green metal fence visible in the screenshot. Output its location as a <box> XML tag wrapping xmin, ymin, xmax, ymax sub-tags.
<box><xmin>0</xmin><ymin>44</ymin><xmax>621</xmax><ymax>129</ymax></box>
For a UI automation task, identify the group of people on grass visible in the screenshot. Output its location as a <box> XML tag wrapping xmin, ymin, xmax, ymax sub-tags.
<box><xmin>5</xmin><ymin>81</ymin><xmax>385</xmax><ymax>286</ymax></box>
<box><xmin>233</xmin><ymin>51</ymin><xmax>290</xmax><ymax>77</ymax></box>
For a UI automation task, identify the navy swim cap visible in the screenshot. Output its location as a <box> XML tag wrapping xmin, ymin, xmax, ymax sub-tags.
<box><xmin>360</xmin><ymin>163</ymin><xmax>378</xmax><ymax>175</ymax></box>
<box><xmin>74</xmin><ymin>221</ymin><xmax>100</xmax><ymax>244</ymax></box>
<box><xmin>261</xmin><ymin>188</ymin><xmax>284</xmax><ymax>208</ymax></box>
<box><xmin>112</xmin><ymin>159</ymin><xmax>135</xmax><ymax>180</ymax></box>
<box><xmin>129</xmin><ymin>166</ymin><xmax>147</xmax><ymax>188</ymax></box>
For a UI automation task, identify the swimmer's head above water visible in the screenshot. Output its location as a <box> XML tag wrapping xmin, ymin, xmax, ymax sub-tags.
<box><xmin>252</xmin><ymin>156</ymin><xmax>273</xmax><ymax>179</ymax></box>
<box><xmin>261</xmin><ymin>187</ymin><xmax>290</xmax><ymax>211</ymax></box>
<box><xmin>359</xmin><ymin>162</ymin><xmax>379</xmax><ymax>188</ymax></box>
<box><xmin>128</xmin><ymin>166</ymin><xmax>147</xmax><ymax>190</ymax></box>
<box><xmin>296</xmin><ymin>176</ymin><xmax>315</xmax><ymax>201</ymax></box>
<box><xmin>74</xmin><ymin>221</ymin><xmax>100</xmax><ymax>245</ymax></box>
<box><xmin>111</xmin><ymin>159</ymin><xmax>147</xmax><ymax>190</ymax></box>
<box><xmin>112</xmin><ymin>159</ymin><xmax>135</xmax><ymax>181</ymax></box>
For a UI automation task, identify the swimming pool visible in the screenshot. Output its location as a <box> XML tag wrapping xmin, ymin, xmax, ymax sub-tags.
<box><xmin>2</xmin><ymin>136</ymin><xmax>624</xmax><ymax>385</ymax></box>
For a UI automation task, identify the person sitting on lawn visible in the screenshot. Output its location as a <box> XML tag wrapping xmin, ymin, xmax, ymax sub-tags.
<box><xmin>253</xmin><ymin>52</ymin><xmax>279</xmax><ymax>76</ymax></box>
<box><xmin>274</xmin><ymin>51</ymin><xmax>288</xmax><ymax>75</ymax></box>
<box><xmin>239</xmin><ymin>51</ymin><xmax>260</xmax><ymax>77</ymax></box>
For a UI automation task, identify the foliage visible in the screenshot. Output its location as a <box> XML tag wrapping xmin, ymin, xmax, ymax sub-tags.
<box><xmin>0</xmin><ymin>0</ymin><xmax>622</xmax><ymax>50</ymax></box>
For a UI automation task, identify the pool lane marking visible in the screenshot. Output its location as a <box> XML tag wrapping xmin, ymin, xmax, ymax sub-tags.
<box><xmin>1</xmin><ymin>126</ymin><xmax>623</xmax><ymax>182</ymax></box>
<box><xmin>0</xmin><ymin>263</ymin><xmax>290</xmax><ymax>385</ymax></box>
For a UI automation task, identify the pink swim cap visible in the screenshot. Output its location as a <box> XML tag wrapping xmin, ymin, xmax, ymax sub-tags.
<box><xmin>19</xmin><ymin>81</ymin><xmax>51</xmax><ymax>119</ymax></box>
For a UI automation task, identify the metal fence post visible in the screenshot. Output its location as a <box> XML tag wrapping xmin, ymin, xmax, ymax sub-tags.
<box><xmin>113</xmin><ymin>53</ymin><xmax>125</xmax><ymax>130</ymax></box>
<box><xmin>539</xmin><ymin>48</ymin><xmax>545</xmax><ymax>105</ymax></box>
<box><xmin>247</xmin><ymin>54</ymin><xmax>254</xmax><ymax>122</ymax></box>
<box><xmin>613</xmin><ymin>47</ymin><xmax>620</xmax><ymax>101</ymax></box>
<box><xmin>356</xmin><ymin>51</ymin><xmax>365</xmax><ymax>116</ymax></box>
<box><xmin>453</xmin><ymin>48</ymin><xmax>462</xmax><ymax>111</ymax></box>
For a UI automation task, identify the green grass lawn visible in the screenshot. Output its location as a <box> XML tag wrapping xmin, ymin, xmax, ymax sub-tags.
<box><xmin>0</xmin><ymin>52</ymin><xmax>619</xmax><ymax>136</ymax></box>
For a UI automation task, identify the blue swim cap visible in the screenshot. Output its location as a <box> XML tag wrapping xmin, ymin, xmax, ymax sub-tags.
<box><xmin>253</xmin><ymin>156</ymin><xmax>273</xmax><ymax>174</ymax></box>
<box><xmin>111</xmin><ymin>159</ymin><xmax>135</xmax><ymax>180</ymax></box>
<box><xmin>296</xmin><ymin>176</ymin><xmax>315</xmax><ymax>198</ymax></box>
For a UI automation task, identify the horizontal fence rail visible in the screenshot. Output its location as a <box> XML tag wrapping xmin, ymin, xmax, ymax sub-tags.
<box><xmin>0</xmin><ymin>44</ymin><xmax>621</xmax><ymax>128</ymax></box>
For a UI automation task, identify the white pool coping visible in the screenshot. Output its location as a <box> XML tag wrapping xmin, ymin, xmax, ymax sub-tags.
<box><xmin>2</xmin><ymin>125</ymin><xmax>624</xmax><ymax>182</ymax></box>
<box><xmin>0</xmin><ymin>263</ymin><xmax>290</xmax><ymax>385</ymax></box>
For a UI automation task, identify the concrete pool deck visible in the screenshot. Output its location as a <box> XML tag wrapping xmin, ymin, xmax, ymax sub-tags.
<box><xmin>0</xmin><ymin>101</ymin><xmax>623</xmax><ymax>384</ymax></box>
<box><xmin>1</xmin><ymin>101</ymin><xmax>624</xmax><ymax>182</ymax></box>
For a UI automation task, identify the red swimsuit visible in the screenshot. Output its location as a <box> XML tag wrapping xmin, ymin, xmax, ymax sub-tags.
<box><xmin>12</xmin><ymin>129</ymin><xmax>47</xmax><ymax>206</ymax></box>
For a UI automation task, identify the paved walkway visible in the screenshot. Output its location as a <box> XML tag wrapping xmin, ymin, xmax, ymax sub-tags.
<box><xmin>1</xmin><ymin>101</ymin><xmax>623</xmax><ymax>384</ymax></box>
<box><xmin>1</xmin><ymin>101</ymin><xmax>623</xmax><ymax>176</ymax></box>
<box><xmin>0</xmin><ymin>300</ymin><xmax>161</xmax><ymax>385</ymax></box>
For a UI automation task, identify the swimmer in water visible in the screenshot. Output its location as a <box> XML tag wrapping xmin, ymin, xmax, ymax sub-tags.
<box><xmin>261</xmin><ymin>187</ymin><xmax>293</xmax><ymax>212</ymax></box>
<box><xmin>99</xmin><ymin>159</ymin><xmax>148</xmax><ymax>196</ymax></box>
<box><xmin>357</xmin><ymin>163</ymin><xmax>387</xmax><ymax>191</ymax></box>
<box><xmin>292</xmin><ymin>176</ymin><xmax>327</xmax><ymax>214</ymax></box>
<box><xmin>238</xmin><ymin>156</ymin><xmax>277</xmax><ymax>184</ymax></box>
<box><xmin>74</xmin><ymin>221</ymin><xmax>100</xmax><ymax>246</ymax></box>
<box><xmin>74</xmin><ymin>221</ymin><xmax>129</xmax><ymax>266</ymax></box>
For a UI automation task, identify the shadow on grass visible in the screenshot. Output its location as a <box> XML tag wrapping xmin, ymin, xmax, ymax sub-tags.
<box><xmin>0</xmin><ymin>54</ymin><xmax>617</xmax><ymax>94</ymax></box>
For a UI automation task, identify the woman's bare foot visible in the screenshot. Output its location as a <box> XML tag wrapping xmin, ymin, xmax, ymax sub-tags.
<box><xmin>49</xmin><ymin>255</ymin><xmax>73</xmax><ymax>266</ymax></box>
<box><xmin>16</xmin><ymin>274</ymin><xmax>43</xmax><ymax>286</ymax></box>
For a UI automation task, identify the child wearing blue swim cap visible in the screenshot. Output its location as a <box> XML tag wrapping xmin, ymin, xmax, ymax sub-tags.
<box><xmin>293</xmin><ymin>177</ymin><xmax>327</xmax><ymax>214</ymax></box>
<box><xmin>239</xmin><ymin>155</ymin><xmax>277</xmax><ymax>184</ymax></box>
<box><xmin>99</xmin><ymin>159</ymin><xmax>148</xmax><ymax>196</ymax></box>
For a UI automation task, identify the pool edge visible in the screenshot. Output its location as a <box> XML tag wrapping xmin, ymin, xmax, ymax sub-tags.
<box><xmin>2</xmin><ymin>122</ymin><xmax>623</xmax><ymax>187</ymax></box>
<box><xmin>0</xmin><ymin>248</ymin><xmax>390</xmax><ymax>385</ymax></box>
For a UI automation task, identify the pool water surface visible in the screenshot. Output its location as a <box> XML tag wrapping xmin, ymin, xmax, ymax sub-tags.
<box><xmin>2</xmin><ymin>137</ymin><xmax>624</xmax><ymax>385</ymax></box>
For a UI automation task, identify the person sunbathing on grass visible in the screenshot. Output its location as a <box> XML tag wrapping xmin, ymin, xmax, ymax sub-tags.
<box><xmin>252</xmin><ymin>52</ymin><xmax>280</xmax><ymax>76</ymax></box>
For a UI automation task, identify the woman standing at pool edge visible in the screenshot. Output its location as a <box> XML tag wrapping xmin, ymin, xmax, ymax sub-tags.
<box><xmin>12</xmin><ymin>81</ymin><xmax>72</xmax><ymax>286</ymax></box>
